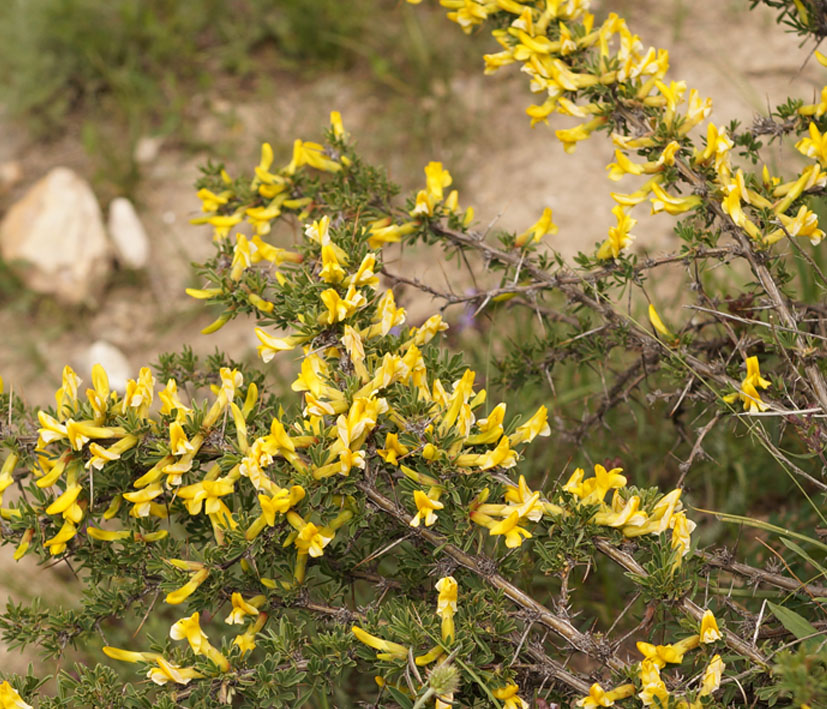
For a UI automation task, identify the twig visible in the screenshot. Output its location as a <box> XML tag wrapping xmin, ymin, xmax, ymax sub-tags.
<box><xmin>593</xmin><ymin>538</ymin><xmax>770</xmax><ymax>667</ymax></box>
<box><xmin>357</xmin><ymin>479</ymin><xmax>630</xmax><ymax>682</ymax></box>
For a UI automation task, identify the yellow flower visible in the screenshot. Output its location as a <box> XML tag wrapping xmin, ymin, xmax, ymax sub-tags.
<box><xmin>466</xmin><ymin>402</ymin><xmax>506</xmax><ymax>445</ymax></box>
<box><xmin>121</xmin><ymin>367</ymin><xmax>156</xmax><ymax>417</ymax></box>
<box><xmin>229</xmin><ymin>233</ymin><xmax>252</xmax><ymax>280</ymax></box>
<box><xmin>63</xmin><ymin>420</ymin><xmax>125</xmax><ymax>452</ymax></box>
<box><xmin>13</xmin><ymin>528</ymin><xmax>34</xmax><ymax>561</ymax></box>
<box><xmin>319</xmin><ymin>244</ymin><xmax>346</xmax><ymax>283</ymax></box>
<box><xmin>636</xmin><ymin>640</ymin><xmax>687</xmax><ymax>668</ymax></box>
<box><xmin>410</xmin><ymin>490</ymin><xmax>444</xmax><ymax>527</ymax></box>
<box><xmin>262</xmin><ymin>486</ymin><xmax>304</xmax><ymax>522</ymax></box>
<box><xmin>86</xmin><ymin>435</ymin><xmax>138</xmax><ymax>473</ymax></box>
<box><xmin>766</xmin><ymin>205</ymin><xmax>825</xmax><ymax>246</ymax></box>
<box><xmin>435</xmin><ymin>575</ymin><xmax>458</xmax><ymax>643</ymax></box>
<box><xmin>556</xmin><ymin>117</ymin><xmax>607</xmax><ymax>153</ymax></box>
<box><xmin>795</xmin><ymin>121</ymin><xmax>827</xmax><ymax>166</ymax></box>
<box><xmin>123</xmin><ymin>482</ymin><xmax>164</xmax><ymax>518</ymax></box>
<box><xmin>424</xmin><ymin>161</ymin><xmax>452</xmax><ymax>202</ymax></box>
<box><xmin>514</xmin><ymin>207</ymin><xmax>558</xmax><ymax>247</ymax></box>
<box><xmin>206</xmin><ymin>213</ymin><xmax>243</xmax><ymax>240</ymax></box>
<box><xmin>493</xmin><ymin>682</ymin><xmax>529</xmax><ymax>709</ymax></box>
<box><xmin>367</xmin><ymin>217</ymin><xmax>418</xmax><ymax>247</ymax></box>
<box><xmin>0</xmin><ymin>681</ymin><xmax>32</xmax><ymax>709</ymax></box>
<box><xmin>700</xmin><ymin>609</ymin><xmax>722</xmax><ymax>643</ymax></box>
<box><xmin>694</xmin><ymin>122</ymin><xmax>734</xmax><ymax>179</ymax></box>
<box><xmin>147</xmin><ymin>657</ymin><xmax>204</xmax><ymax>686</ymax></box>
<box><xmin>481</xmin><ymin>435</ymin><xmax>518</xmax><ymax>470</ymax></box>
<box><xmin>170</xmin><ymin>612</ymin><xmax>209</xmax><ymax>654</ymax></box>
<box><xmin>723</xmin><ymin>355</ymin><xmax>771</xmax><ymax>412</ymax></box>
<box><xmin>54</xmin><ymin>364</ymin><xmax>80</xmax><ymax>420</ymax></box>
<box><xmin>576</xmin><ymin>681</ymin><xmax>636</xmax><ymax>708</ymax></box>
<box><xmin>699</xmin><ymin>654</ymin><xmax>725</xmax><ymax>697</ymax></box>
<box><xmin>669</xmin><ymin>509</ymin><xmax>695</xmax><ymax>567</ymax></box>
<box><xmin>606</xmin><ymin>149</ymin><xmax>645</xmax><ymax>181</ymax></box>
<box><xmin>648</xmin><ymin>304</ymin><xmax>674</xmax><ymax>340</ymax></box>
<box><xmin>377</xmin><ymin>433</ymin><xmax>409</xmax><ymax>466</ymax></box>
<box><xmin>86</xmin><ymin>364</ymin><xmax>109</xmax><ymax>424</ymax></box>
<box><xmin>489</xmin><ymin>509</ymin><xmax>532</xmax><ymax>548</ymax></box>
<box><xmin>233</xmin><ymin>611</ymin><xmax>267</xmax><ymax>656</ymax></box>
<box><xmin>593</xmin><ymin>494</ymin><xmax>645</xmax><ymax>528</ymax></box>
<box><xmin>445</xmin><ymin>0</ymin><xmax>490</xmax><ymax>33</ymax></box>
<box><xmin>330</xmin><ymin>110</ymin><xmax>345</xmax><ymax>139</ymax></box>
<box><xmin>254</xmin><ymin>328</ymin><xmax>299</xmax><ymax>362</ymax></box>
<box><xmin>103</xmin><ymin>646</ymin><xmax>161</xmax><ymax>664</ymax></box>
<box><xmin>622</xmin><ymin>487</ymin><xmax>683</xmax><ymax>538</ymax></box>
<box><xmin>87</xmin><ymin>527</ymin><xmax>131</xmax><ymax>542</ymax></box>
<box><xmin>407</xmin><ymin>314</ymin><xmax>449</xmax><ymax>346</ymax></box>
<box><xmin>649</xmin><ymin>183</ymin><xmax>702</xmax><ymax>216</ymax></box>
<box><xmin>165</xmin><ymin>567</ymin><xmax>210</xmax><ymax>605</ymax></box>
<box><xmin>679</xmin><ymin>89</ymin><xmax>713</xmax><ymax>135</ymax></box>
<box><xmin>168</xmin><ymin>421</ymin><xmax>194</xmax><ymax>457</ymax></box>
<box><xmin>435</xmin><ymin>576</ymin><xmax>457</xmax><ymax>619</ymax></box>
<box><xmin>369</xmin><ymin>289</ymin><xmax>407</xmax><ymax>337</ymax></box>
<box><xmin>597</xmin><ymin>205</ymin><xmax>637</xmax><ymax>260</ymax></box>
<box><xmin>319</xmin><ymin>285</ymin><xmax>367</xmax><ymax>325</ymax></box>
<box><xmin>225</xmin><ymin>593</ymin><xmax>264</xmax><ymax>625</ymax></box>
<box><xmin>351</xmin><ymin>625</ymin><xmax>409</xmax><ymax>660</ymax></box>
<box><xmin>611</xmin><ymin>175</ymin><xmax>663</xmax><ymax>207</ymax></box>
<box><xmin>510</xmin><ymin>404</ymin><xmax>551</xmax><ymax>444</ymax></box>
<box><xmin>169</xmin><ymin>612</ymin><xmax>230</xmax><ymax>671</ymax></box>
<box><xmin>347</xmin><ymin>253</ymin><xmax>380</xmax><ymax>290</ymax></box>
<box><xmin>196</xmin><ymin>187</ymin><xmax>230</xmax><ymax>213</ymax></box>
<box><xmin>285</xmin><ymin>139</ymin><xmax>341</xmax><ymax>174</ymax></box>
<box><xmin>799</xmin><ymin>85</ymin><xmax>827</xmax><ymax>118</ymax></box>
<box><xmin>504</xmin><ymin>476</ymin><xmax>545</xmax><ymax>522</ymax></box>
<box><xmin>655</xmin><ymin>79</ymin><xmax>687</xmax><ymax>122</ymax></box>
<box><xmin>571</xmin><ymin>463</ymin><xmax>628</xmax><ymax>505</ymax></box>
<box><xmin>637</xmin><ymin>659</ymin><xmax>669</xmax><ymax>707</ymax></box>
<box><xmin>291</xmin><ymin>516</ymin><xmax>334</xmax><ymax>558</ymax></box>
<box><xmin>43</xmin><ymin>519</ymin><xmax>77</xmax><ymax>555</ymax></box>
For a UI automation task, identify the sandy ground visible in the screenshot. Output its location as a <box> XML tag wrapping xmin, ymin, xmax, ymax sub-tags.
<box><xmin>0</xmin><ymin>0</ymin><xmax>822</xmax><ymax>678</ymax></box>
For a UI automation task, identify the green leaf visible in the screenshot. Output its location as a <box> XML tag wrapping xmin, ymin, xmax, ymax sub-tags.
<box><xmin>767</xmin><ymin>601</ymin><xmax>820</xmax><ymax>650</ymax></box>
<box><xmin>780</xmin><ymin>537</ymin><xmax>827</xmax><ymax>580</ymax></box>
<box><xmin>385</xmin><ymin>685</ymin><xmax>415</xmax><ymax>709</ymax></box>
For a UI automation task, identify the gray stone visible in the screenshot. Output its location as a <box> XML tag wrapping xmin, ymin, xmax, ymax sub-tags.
<box><xmin>0</xmin><ymin>167</ymin><xmax>111</xmax><ymax>305</ymax></box>
<box><xmin>107</xmin><ymin>197</ymin><xmax>150</xmax><ymax>269</ymax></box>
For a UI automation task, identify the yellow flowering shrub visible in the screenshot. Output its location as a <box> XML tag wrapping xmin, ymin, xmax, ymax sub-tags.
<box><xmin>1</xmin><ymin>1</ymin><xmax>827</xmax><ymax>707</ymax></box>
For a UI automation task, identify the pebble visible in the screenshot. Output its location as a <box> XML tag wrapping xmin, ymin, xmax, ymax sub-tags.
<box><xmin>107</xmin><ymin>197</ymin><xmax>150</xmax><ymax>270</ymax></box>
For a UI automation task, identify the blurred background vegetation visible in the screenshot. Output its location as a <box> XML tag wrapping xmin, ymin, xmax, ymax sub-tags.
<box><xmin>0</xmin><ymin>0</ymin><xmax>486</xmax><ymax>200</ymax></box>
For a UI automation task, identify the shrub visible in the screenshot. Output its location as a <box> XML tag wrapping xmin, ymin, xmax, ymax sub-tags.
<box><xmin>1</xmin><ymin>1</ymin><xmax>826</xmax><ymax>707</ymax></box>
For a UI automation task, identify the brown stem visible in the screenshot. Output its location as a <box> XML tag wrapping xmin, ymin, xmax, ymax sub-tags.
<box><xmin>356</xmin><ymin>479</ymin><xmax>629</xmax><ymax>681</ymax></box>
<box><xmin>593</xmin><ymin>538</ymin><xmax>769</xmax><ymax>668</ymax></box>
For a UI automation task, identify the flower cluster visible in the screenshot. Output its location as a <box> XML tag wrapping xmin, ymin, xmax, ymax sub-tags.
<box><xmin>411</xmin><ymin>0</ymin><xmax>826</xmax><ymax>261</ymax></box>
<box><xmin>577</xmin><ymin>610</ymin><xmax>723</xmax><ymax>708</ymax></box>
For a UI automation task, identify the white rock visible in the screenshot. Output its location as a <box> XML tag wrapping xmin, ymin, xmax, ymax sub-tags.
<box><xmin>107</xmin><ymin>197</ymin><xmax>150</xmax><ymax>269</ymax></box>
<box><xmin>77</xmin><ymin>341</ymin><xmax>131</xmax><ymax>393</ymax></box>
<box><xmin>0</xmin><ymin>167</ymin><xmax>111</xmax><ymax>305</ymax></box>
<box><xmin>133</xmin><ymin>135</ymin><xmax>163</xmax><ymax>164</ymax></box>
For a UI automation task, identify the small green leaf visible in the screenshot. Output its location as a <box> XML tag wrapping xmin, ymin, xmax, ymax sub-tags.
<box><xmin>780</xmin><ymin>537</ymin><xmax>827</xmax><ymax>579</ymax></box>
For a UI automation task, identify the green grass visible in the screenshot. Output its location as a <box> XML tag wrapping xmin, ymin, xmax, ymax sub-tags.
<box><xmin>0</xmin><ymin>0</ymin><xmax>485</xmax><ymax>199</ymax></box>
